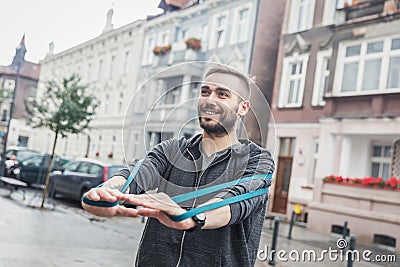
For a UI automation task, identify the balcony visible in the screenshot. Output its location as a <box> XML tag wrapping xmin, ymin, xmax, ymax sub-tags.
<box><xmin>308</xmin><ymin>178</ymin><xmax>400</xmax><ymax>250</ymax></box>
<box><xmin>339</xmin><ymin>0</ymin><xmax>400</xmax><ymax>22</ymax></box>
<box><xmin>324</xmin><ymin>92</ymin><xmax>400</xmax><ymax>119</ymax></box>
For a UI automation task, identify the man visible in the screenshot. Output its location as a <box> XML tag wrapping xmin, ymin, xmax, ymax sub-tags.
<box><xmin>83</xmin><ymin>65</ymin><xmax>274</xmax><ymax>266</ymax></box>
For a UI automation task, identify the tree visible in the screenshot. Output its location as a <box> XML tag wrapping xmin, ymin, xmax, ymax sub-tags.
<box><xmin>26</xmin><ymin>74</ymin><xmax>98</xmax><ymax>208</ymax></box>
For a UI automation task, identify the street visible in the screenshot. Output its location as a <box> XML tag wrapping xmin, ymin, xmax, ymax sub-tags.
<box><xmin>1</xmin><ymin>187</ymin><xmax>398</xmax><ymax>267</ymax></box>
<box><xmin>0</xmin><ymin>187</ymin><xmax>145</xmax><ymax>267</ymax></box>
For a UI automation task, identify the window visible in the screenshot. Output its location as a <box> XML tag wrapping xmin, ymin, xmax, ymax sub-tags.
<box><xmin>132</xmin><ymin>132</ymin><xmax>139</xmax><ymax>157</ymax></box>
<box><xmin>104</xmin><ymin>95</ymin><xmax>109</xmax><ymax>113</ymax></box>
<box><xmin>210</xmin><ymin>12</ymin><xmax>228</xmax><ymax>49</ymax></box>
<box><xmin>163</xmin><ymin>87</ymin><xmax>180</xmax><ymax>105</ymax></box>
<box><xmin>97</xmin><ymin>59</ymin><xmax>104</xmax><ymax>80</ymax></box>
<box><xmin>231</xmin><ymin>4</ymin><xmax>251</xmax><ymax>44</ymax></box>
<box><xmin>64</xmin><ymin>161</ymin><xmax>81</xmax><ymax>172</ymax></box>
<box><xmin>118</xmin><ymin>92</ymin><xmax>124</xmax><ymax>113</ymax></box>
<box><xmin>147</xmin><ymin>131</ymin><xmax>174</xmax><ymax>149</ymax></box>
<box><xmin>309</xmin><ymin>138</ymin><xmax>319</xmax><ymax>184</ymax></box>
<box><xmin>160</xmin><ymin>77</ymin><xmax>183</xmax><ymax>105</ymax></box>
<box><xmin>142</xmin><ymin>36</ymin><xmax>155</xmax><ymax>66</ymax></box>
<box><xmin>2</xmin><ymin>110</ymin><xmax>7</xmax><ymax>122</ymax></box>
<box><xmin>180</xmin><ymin>29</ymin><xmax>187</xmax><ymax>41</ymax></box>
<box><xmin>88</xmin><ymin>164</ymin><xmax>102</xmax><ymax>176</ymax></box>
<box><xmin>87</xmin><ymin>63</ymin><xmax>92</xmax><ymax>82</ymax></box>
<box><xmin>371</xmin><ymin>145</ymin><xmax>392</xmax><ymax>179</ymax></box>
<box><xmin>22</xmin><ymin>156</ymin><xmax>42</xmax><ymax>168</ymax></box>
<box><xmin>201</xmin><ymin>24</ymin><xmax>208</xmax><ymax>45</ymax></box>
<box><xmin>123</xmin><ymin>51</ymin><xmax>130</xmax><ymax>74</ymax></box>
<box><xmin>335</xmin><ymin>36</ymin><xmax>400</xmax><ymax>95</ymax></box>
<box><xmin>288</xmin><ymin>0</ymin><xmax>315</xmax><ymax>33</ymax></box>
<box><xmin>312</xmin><ymin>49</ymin><xmax>331</xmax><ymax>106</ymax></box>
<box><xmin>159</xmin><ymin>32</ymin><xmax>169</xmax><ymax>46</ymax></box>
<box><xmin>109</xmin><ymin>55</ymin><xmax>116</xmax><ymax>77</ymax></box>
<box><xmin>278</xmin><ymin>53</ymin><xmax>309</xmax><ymax>108</ymax></box>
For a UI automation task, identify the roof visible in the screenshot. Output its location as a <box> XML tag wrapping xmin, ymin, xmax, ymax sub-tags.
<box><xmin>0</xmin><ymin>61</ymin><xmax>41</xmax><ymax>81</ymax></box>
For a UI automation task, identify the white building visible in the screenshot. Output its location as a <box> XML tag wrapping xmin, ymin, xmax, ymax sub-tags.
<box><xmin>132</xmin><ymin>0</ymin><xmax>259</xmax><ymax>159</ymax></box>
<box><xmin>30</xmin><ymin>10</ymin><xmax>145</xmax><ymax>164</ymax></box>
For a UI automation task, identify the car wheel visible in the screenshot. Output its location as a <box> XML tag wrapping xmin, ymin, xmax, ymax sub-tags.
<box><xmin>48</xmin><ymin>181</ymin><xmax>56</xmax><ymax>198</ymax></box>
<box><xmin>80</xmin><ymin>187</ymin><xmax>89</xmax><ymax>201</ymax></box>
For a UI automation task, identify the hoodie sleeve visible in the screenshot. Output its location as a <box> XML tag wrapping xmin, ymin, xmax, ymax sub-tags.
<box><xmin>215</xmin><ymin>147</ymin><xmax>275</xmax><ymax>225</ymax></box>
<box><xmin>111</xmin><ymin>138</ymin><xmax>177</xmax><ymax>194</ymax></box>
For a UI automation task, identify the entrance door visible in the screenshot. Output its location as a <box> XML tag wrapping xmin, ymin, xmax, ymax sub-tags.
<box><xmin>272</xmin><ymin>138</ymin><xmax>295</xmax><ymax>214</ymax></box>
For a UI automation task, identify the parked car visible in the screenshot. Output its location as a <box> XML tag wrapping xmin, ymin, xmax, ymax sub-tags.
<box><xmin>17</xmin><ymin>154</ymin><xmax>70</xmax><ymax>186</ymax></box>
<box><xmin>2</xmin><ymin>146</ymin><xmax>41</xmax><ymax>178</ymax></box>
<box><xmin>49</xmin><ymin>158</ymin><xmax>127</xmax><ymax>201</ymax></box>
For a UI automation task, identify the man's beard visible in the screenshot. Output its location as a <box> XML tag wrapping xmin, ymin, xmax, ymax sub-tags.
<box><xmin>198</xmin><ymin>108</ymin><xmax>237</xmax><ymax>137</ymax></box>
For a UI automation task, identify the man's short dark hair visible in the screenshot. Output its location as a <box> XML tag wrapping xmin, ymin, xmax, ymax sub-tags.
<box><xmin>204</xmin><ymin>64</ymin><xmax>251</xmax><ymax>100</ymax></box>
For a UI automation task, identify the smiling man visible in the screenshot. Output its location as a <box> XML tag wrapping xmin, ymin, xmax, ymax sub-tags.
<box><xmin>82</xmin><ymin>65</ymin><xmax>275</xmax><ymax>267</ymax></box>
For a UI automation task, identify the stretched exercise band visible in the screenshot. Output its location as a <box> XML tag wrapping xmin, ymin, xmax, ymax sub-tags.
<box><xmin>82</xmin><ymin>159</ymin><xmax>273</xmax><ymax>221</ymax></box>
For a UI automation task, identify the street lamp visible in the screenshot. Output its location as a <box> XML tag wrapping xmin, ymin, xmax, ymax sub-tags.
<box><xmin>0</xmin><ymin>57</ymin><xmax>23</xmax><ymax>177</ymax></box>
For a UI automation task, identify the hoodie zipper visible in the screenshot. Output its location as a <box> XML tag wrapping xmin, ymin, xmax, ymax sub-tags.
<box><xmin>175</xmin><ymin>149</ymin><xmax>230</xmax><ymax>267</ymax></box>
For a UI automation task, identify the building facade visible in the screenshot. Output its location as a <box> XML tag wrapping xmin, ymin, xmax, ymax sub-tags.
<box><xmin>131</xmin><ymin>0</ymin><xmax>262</xmax><ymax>159</ymax></box>
<box><xmin>31</xmin><ymin>13</ymin><xmax>145</xmax><ymax>164</ymax></box>
<box><xmin>31</xmin><ymin>0</ymin><xmax>265</xmax><ymax>163</ymax></box>
<box><xmin>268</xmin><ymin>0</ymin><xmax>400</xmax><ymax>249</ymax></box>
<box><xmin>0</xmin><ymin>36</ymin><xmax>40</xmax><ymax>149</ymax></box>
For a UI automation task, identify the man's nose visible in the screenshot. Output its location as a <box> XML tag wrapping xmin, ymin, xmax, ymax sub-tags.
<box><xmin>205</xmin><ymin>92</ymin><xmax>219</xmax><ymax>103</ymax></box>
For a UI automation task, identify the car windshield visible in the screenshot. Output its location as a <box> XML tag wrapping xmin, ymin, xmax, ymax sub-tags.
<box><xmin>7</xmin><ymin>149</ymin><xmax>40</xmax><ymax>160</ymax></box>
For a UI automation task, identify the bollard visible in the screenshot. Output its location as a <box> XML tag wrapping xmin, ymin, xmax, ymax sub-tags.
<box><xmin>268</xmin><ymin>217</ymin><xmax>280</xmax><ymax>266</ymax></box>
<box><xmin>287</xmin><ymin>211</ymin><xmax>296</xmax><ymax>240</ymax></box>
<box><xmin>342</xmin><ymin>221</ymin><xmax>348</xmax><ymax>240</ymax></box>
<box><xmin>347</xmin><ymin>235</ymin><xmax>356</xmax><ymax>267</ymax></box>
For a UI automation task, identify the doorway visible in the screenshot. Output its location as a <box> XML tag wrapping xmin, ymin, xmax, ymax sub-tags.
<box><xmin>272</xmin><ymin>137</ymin><xmax>295</xmax><ymax>214</ymax></box>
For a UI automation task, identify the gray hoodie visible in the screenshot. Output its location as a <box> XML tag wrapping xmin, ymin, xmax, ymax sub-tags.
<box><xmin>115</xmin><ymin>134</ymin><xmax>274</xmax><ymax>267</ymax></box>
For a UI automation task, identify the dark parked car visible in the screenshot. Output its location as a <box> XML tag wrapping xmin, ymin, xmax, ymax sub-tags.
<box><xmin>17</xmin><ymin>154</ymin><xmax>70</xmax><ymax>186</ymax></box>
<box><xmin>49</xmin><ymin>158</ymin><xmax>127</xmax><ymax>201</ymax></box>
<box><xmin>2</xmin><ymin>146</ymin><xmax>41</xmax><ymax>178</ymax></box>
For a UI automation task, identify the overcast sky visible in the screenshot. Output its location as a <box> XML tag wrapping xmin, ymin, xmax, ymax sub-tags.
<box><xmin>0</xmin><ymin>0</ymin><xmax>162</xmax><ymax>65</ymax></box>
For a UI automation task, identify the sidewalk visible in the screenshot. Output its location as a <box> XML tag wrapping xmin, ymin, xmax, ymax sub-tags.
<box><xmin>256</xmin><ymin>217</ymin><xmax>399</xmax><ymax>267</ymax></box>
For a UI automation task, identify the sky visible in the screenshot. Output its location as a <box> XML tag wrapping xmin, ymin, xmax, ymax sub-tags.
<box><xmin>0</xmin><ymin>0</ymin><xmax>162</xmax><ymax>66</ymax></box>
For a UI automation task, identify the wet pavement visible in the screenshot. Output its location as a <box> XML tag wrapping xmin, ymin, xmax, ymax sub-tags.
<box><xmin>0</xmin><ymin>187</ymin><xmax>145</xmax><ymax>267</ymax></box>
<box><xmin>1</xmin><ymin>186</ymin><xmax>398</xmax><ymax>267</ymax></box>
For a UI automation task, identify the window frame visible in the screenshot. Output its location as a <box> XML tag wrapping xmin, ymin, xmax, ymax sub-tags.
<box><xmin>370</xmin><ymin>144</ymin><xmax>393</xmax><ymax>180</ymax></box>
<box><xmin>334</xmin><ymin>35</ymin><xmax>400</xmax><ymax>96</ymax></box>
<box><xmin>288</xmin><ymin>0</ymin><xmax>315</xmax><ymax>33</ymax></box>
<box><xmin>142</xmin><ymin>35</ymin><xmax>155</xmax><ymax>66</ymax></box>
<box><xmin>209</xmin><ymin>11</ymin><xmax>229</xmax><ymax>50</ymax></box>
<box><xmin>278</xmin><ymin>53</ymin><xmax>309</xmax><ymax>108</ymax></box>
<box><xmin>312</xmin><ymin>49</ymin><xmax>332</xmax><ymax>106</ymax></box>
<box><xmin>230</xmin><ymin>3</ymin><xmax>252</xmax><ymax>44</ymax></box>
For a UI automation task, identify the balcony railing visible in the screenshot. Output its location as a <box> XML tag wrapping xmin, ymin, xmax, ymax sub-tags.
<box><xmin>343</xmin><ymin>0</ymin><xmax>386</xmax><ymax>21</ymax></box>
<box><xmin>340</xmin><ymin>0</ymin><xmax>399</xmax><ymax>21</ymax></box>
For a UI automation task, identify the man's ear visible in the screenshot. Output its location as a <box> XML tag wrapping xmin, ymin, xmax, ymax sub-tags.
<box><xmin>238</xmin><ymin>100</ymin><xmax>250</xmax><ymax>116</ymax></box>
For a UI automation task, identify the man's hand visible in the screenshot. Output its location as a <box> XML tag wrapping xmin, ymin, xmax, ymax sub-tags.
<box><xmin>121</xmin><ymin>193</ymin><xmax>195</xmax><ymax>230</ymax></box>
<box><xmin>82</xmin><ymin>187</ymin><xmax>139</xmax><ymax>218</ymax></box>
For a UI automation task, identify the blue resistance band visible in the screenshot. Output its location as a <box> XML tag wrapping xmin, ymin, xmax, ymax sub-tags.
<box><xmin>82</xmin><ymin>159</ymin><xmax>273</xmax><ymax>221</ymax></box>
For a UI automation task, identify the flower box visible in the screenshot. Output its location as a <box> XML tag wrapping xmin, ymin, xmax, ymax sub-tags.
<box><xmin>323</xmin><ymin>175</ymin><xmax>400</xmax><ymax>191</ymax></box>
<box><xmin>153</xmin><ymin>44</ymin><xmax>172</xmax><ymax>56</ymax></box>
<box><xmin>185</xmin><ymin>38</ymin><xmax>201</xmax><ymax>51</ymax></box>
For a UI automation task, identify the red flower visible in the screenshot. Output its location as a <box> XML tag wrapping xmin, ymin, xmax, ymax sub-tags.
<box><xmin>185</xmin><ymin>37</ymin><xmax>202</xmax><ymax>50</ymax></box>
<box><xmin>95</xmin><ymin>152</ymin><xmax>99</xmax><ymax>157</ymax></box>
<box><xmin>335</xmin><ymin>176</ymin><xmax>344</xmax><ymax>183</ymax></box>
<box><xmin>153</xmin><ymin>44</ymin><xmax>172</xmax><ymax>55</ymax></box>
<box><xmin>385</xmin><ymin>177</ymin><xmax>399</xmax><ymax>189</ymax></box>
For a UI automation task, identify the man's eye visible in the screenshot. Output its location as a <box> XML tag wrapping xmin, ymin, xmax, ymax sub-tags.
<box><xmin>218</xmin><ymin>92</ymin><xmax>228</xmax><ymax>97</ymax></box>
